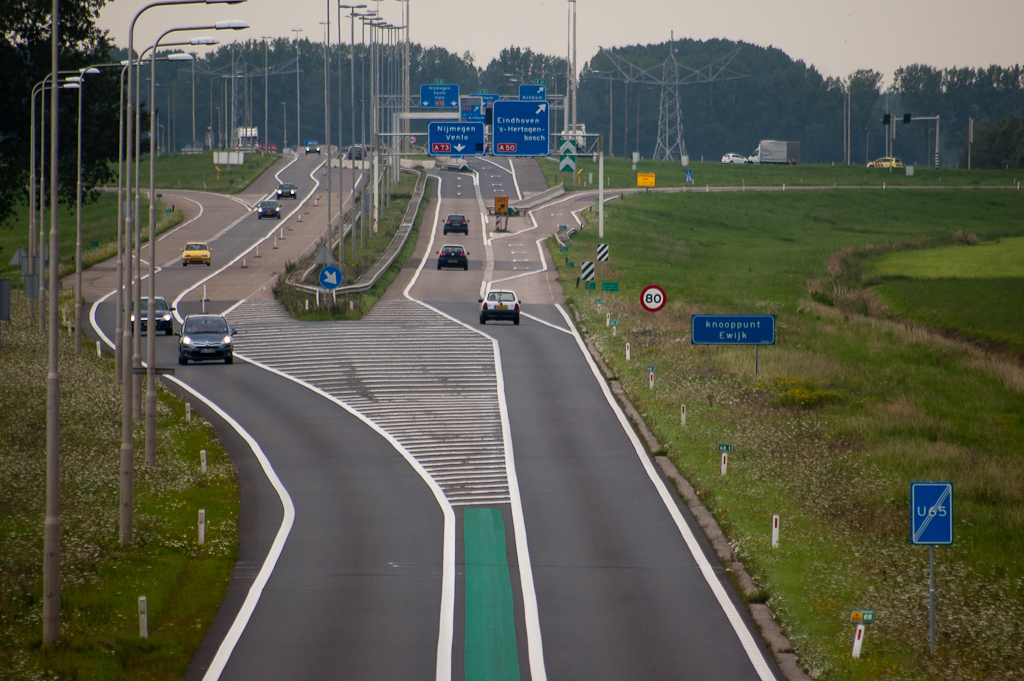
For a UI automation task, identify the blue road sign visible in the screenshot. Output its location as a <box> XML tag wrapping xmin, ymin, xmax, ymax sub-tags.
<box><xmin>419</xmin><ymin>83</ymin><xmax>459</xmax><ymax>108</ymax></box>
<box><xmin>478</xmin><ymin>93</ymin><xmax>500</xmax><ymax>107</ymax></box>
<box><xmin>493</xmin><ymin>100</ymin><xmax>549</xmax><ymax>156</ymax></box>
<box><xmin>911</xmin><ymin>482</ymin><xmax>953</xmax><ymax>545</ymax></box>
<box><xmin>461</xmin><ymin>104</ymin><xmax>485</xmax><ymax>122</ymax></box>
<box><xmin>319</xmin><ymin>265</ymin><xmax>343</xmax><ymax>290</ymax></box>
<box><xmin>427</xmin><ymin>122</ymin><xmax>484</xmax><ymax>156</ymax></box>
<box><xmin>519</xmin><ymin>84</ymin><xmax>547</xmax><ymax>101</ymax></box>
<box><xmin>691</xmin><ymin>315</ymin><xmax>776</xmax><ymax>345</ymax></box>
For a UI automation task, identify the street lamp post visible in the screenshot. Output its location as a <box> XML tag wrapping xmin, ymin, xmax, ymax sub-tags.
<box><xmin>319</xmin><ymin>19</ymin><xmax>333</xmax><ymax>265</ymax></box>
<box><xmin>145</xmin><ymin>22</ymin><xmax>245</xmax><ymax>467</ymax></box>
<box><xmin>340</xmin><ymin>3</ymin><xmax>367</xmax><ymax>266</ymax></box>
<box><xmin>68</xmin><ymin>68</ymin><xmax>100</xmax><ymax>356</ymax></box>
<box><xmin>292</xmin><ymin>28</ymin><xmax>302</xmax><ymax>152</ymax></box>
<box><xmin>262</xmin><ymin>36</ymin><xmax>271</xmax><ymax>151</ymax></box>
<box><xmin>119</xmin><ymin>0</ymin><xmax>248</xmax><ymax>555</ymax></box>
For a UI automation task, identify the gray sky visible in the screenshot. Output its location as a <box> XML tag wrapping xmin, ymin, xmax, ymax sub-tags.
<box><xmin>97</xmin><ymin>0</ymin><xmax>1023</xmax><ymax>86</ymax></box>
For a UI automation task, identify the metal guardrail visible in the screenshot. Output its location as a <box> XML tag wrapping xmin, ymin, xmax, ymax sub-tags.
<box><xmin>284</xmin><ymin>169</ymin><xmax>428</xmax><ymax>296</ymax></box>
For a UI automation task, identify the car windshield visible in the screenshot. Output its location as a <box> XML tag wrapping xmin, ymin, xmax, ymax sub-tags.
<box><xmin>184</xmin><ymin>317</ymin><xmax>228</xmax><ymax>335</ymax></box>
<box><xmin>260</xmin><ymin>201</ymin><xmax>277</xmax><ymax>208</ymax></box>
<box><xmin>447</xmin><ymin>215</ymin><xmax>465</xmax><ymax>221</ymax></box>
<box><xmin>279</xmin><ymin>184</ymin><xmax>295</xmax><ymax>190</ymax></box>
<box><xmin>138</xmin><ymin>299</ymin><xmax>168</xmax><ymax>312</ymax></box>
<box><xmin>488</xmin><ymin>292</ymin><xmax>516</xmax><ymax>303</ymax></box>
<box><xmin>185</xmin><ymin>243</ymin><xmax>206</xmax><ymax>251</ymax></box>
<box><xmin>442</xmin><ymin>246</ymin><xmax>463</xmax><ymax>255</ymax></box>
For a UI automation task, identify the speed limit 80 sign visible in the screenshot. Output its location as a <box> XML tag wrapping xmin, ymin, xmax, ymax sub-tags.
<box><xmin>640</xmin><ymin>285</ymin><xmax>667</xmax><ymax>312</ymax></box>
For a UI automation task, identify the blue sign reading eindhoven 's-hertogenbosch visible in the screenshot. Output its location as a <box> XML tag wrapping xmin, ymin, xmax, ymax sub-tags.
<box><xmin>519</xmin><ymin>84</ymin><xmax>547</xmax><ymax>101</ymax></box>
<box><xmin>691</xmin><ymin>315</ymin><xmax>776</xmax><ymax>345</ymax></box>
<box><xmin>419</xmin><ymin>83</ymin><xmax>459</xmax><ymax>108</ymax></box>
<box><xmin>492</xmin><ymin>100</ymin><xmax>549</xmax><ymax>156</ymax></box>
<box><xmin>911</xmin><ymin>482</ymin><xmax>953</xmax><ymax>545</ymax></box>
<box><xmin>427</xmin><ymin>122</ymin><xmax>484</xmax><ymax>156</ymax></box>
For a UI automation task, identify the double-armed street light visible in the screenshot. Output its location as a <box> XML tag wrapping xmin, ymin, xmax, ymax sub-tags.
<box><xmin>141</xmin><ymin>20</ymin><xmax>248</xmax><ymax>467</ymax></box>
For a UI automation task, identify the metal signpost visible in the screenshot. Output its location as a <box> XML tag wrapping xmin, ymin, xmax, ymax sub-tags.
<box><xmin>911</xmin><ymin>481</ymin><xmax>953</xmax><ymax>653</ymax></box>
<box><xmin>692</xmin><ymin>314</ymin><xmax>776</xmax><ymax>379</ymax></box>
<box><xmin>427</xmin><ymin>122</ymin><xmax>485</xmax><ymax>156</ymax></box>
<box><xmin>419</xmin><ymin>83</ymin><xmax>459</xmax><ymax>108</ymax></box>
<box><xmin>493</xmin><ymin>100</ymin><xmax>550</xmax><ymax>157</ymax></box>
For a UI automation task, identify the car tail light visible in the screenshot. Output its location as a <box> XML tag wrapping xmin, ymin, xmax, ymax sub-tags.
<box><xmin>482</xmin><ymin>302</ymin><xmax>488</xmax><ymax>310</ymax></box>
<box><xmin>514</xmin><ymin>303</ymin><xmax>520</xmax><ymax>310</ymax></box>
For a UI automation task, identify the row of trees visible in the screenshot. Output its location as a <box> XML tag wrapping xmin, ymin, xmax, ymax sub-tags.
<box><xmin>4</xmin><ymin>4</ymin><xmax>1024</xmax><ymax>228</ymax></box>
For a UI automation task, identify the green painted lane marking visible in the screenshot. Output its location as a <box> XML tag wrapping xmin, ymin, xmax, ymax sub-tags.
<box><xmin>464</xmin><ymin>508</ymin><xmax>520</xmax><ymax>681</ymax></box>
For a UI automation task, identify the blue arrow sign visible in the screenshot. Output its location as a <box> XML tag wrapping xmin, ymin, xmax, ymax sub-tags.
<box><xmin>461</xmin><ymin>104</ymin><xmax>485</xmax><ymax>122</ymax></box>
<box><xmin>479</xmin><ymin>93</ymin><xmax>500</xmax><ymax>107</ymax></box>
<box><xmin>427</xmin><ymin>122</ymin><xmax>484</xmax><ymax>156</ymax></box>
<box><xmin>911</xmin><ymin>482</ymin><xmax>953</xmax><ymax>545</ymax></box>
<box><xmin>319</xmin><ymin>265</ymin><xmax>343</xmax><ymax>290</ymax></box>
<box><xmin>493</xmin><ymin>100</ymin><xmax>549</xmax><ymax>157</ymax></box>
<box><xmin>691</xmin><ymin>315</ymin><xmax>776</xmax><ymax>345</ymax></box>
<box><xmin>519</xmin><ymin>84</ymin><xmax>547</xmax><ymax>101</ymax></box>
<box><xmin>419</xmin><ymin>83</ymin><xmax>459</xmax><ymax>108</ymax></box>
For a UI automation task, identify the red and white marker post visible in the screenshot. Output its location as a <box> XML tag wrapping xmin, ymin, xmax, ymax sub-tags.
<box><xmin>772</xmin><ymin>515</ymin><xmax>780</xmax><ymax>548</ymax></box>
<box><xmin>851</xmin><ymin>624</ymin><xmax>865</xmax><ymax>659</ymax></box>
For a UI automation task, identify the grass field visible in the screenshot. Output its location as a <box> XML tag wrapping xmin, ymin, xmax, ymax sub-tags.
<box><xmin>552</xmin><ymin>187</ymin><xmax>1024</xmax><ymax>679</ymax></box>
<box><xmin>0</xmin><ymin>295</ymin><xmax>238</xmax><ymax>681</ymax></box>
<box><xmin>541</xmin><ymin>155</ymin><xmax>1024</xmax><ymax>190</ymax></box>
<box><xmin>130</xmin><ymin>151</ymin><xmax>280</xmax><ymax>194</ymax></box>
<box><xmin>0</xmin><ymin>193</ymin><xmax>180</xmax><ymax>285</ymax></box>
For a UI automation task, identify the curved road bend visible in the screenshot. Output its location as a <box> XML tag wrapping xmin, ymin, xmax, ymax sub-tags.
<box><xmin>87</xmin><ymin>155</ymin><xmax>780</xmax><ymax>680</ymax></box>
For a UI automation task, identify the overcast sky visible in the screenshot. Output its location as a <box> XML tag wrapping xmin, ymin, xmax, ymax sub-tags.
<box><xmin>97</xmin><ymin>0</ymin><xmax>1023</xmax><ymax>86</ymax></box>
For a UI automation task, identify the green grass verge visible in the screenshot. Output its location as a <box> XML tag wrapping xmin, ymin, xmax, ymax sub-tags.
<box><xmin>273</xmin><ymin>172</ymin><xmax>429</xmax><ymax>320</ymax></box>
<box><xmin>540</xmin><ymin>156</ymin><xmax>1024</xmax><ymax>190</ymax></box>
<box><xmin>1</xmin><ymin>193</ymin><xmax>182</xmax><ymax>285</ymax></box>
<box><xmin>130</xmin><ymin>152</ymin><xmax>280</xmax><ymax>194</ymax></box>
<box><xmin>552</xmin><ymin>188</ymin><xmax>1024</xmax><ymax>680</ymax></box>
<box><xmin>0</xmin><ymin>294</ymin><xmax>239</xmax><ymax>681</ymax></box>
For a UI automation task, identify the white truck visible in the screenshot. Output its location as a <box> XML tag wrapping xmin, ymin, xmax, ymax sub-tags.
<box><xmin>748</xmin><ymin>140</ymin><xmax>800</xmax><ymax>164</ymax></box>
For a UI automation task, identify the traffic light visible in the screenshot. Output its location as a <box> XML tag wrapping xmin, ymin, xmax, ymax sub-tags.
<box><xmin>882</xmin><ymin>114</ymin><xmax>892</xmax><ymax>125</ymax></box>
<box><xmin>903</xmin><ymin>113</ymin><xmax>913</xmax><ymax>124</ymax></box>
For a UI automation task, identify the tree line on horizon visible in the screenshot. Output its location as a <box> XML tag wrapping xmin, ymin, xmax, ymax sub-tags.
<box><xmin>3</xmin><ymin>0</ymin><xmax>1023</xmax><ymax>227</ymax></box>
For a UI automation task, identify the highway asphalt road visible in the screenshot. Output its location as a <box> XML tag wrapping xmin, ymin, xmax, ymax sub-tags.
<box><xmin>88</xmin><ymin>153</ymin><xmax>781</xmax><ymax>680</ymax></box>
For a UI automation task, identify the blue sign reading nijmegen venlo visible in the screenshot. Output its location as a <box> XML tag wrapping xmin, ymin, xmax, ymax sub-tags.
<box><xmin>691</xmin><ymin>314</ymin><xmax>776</xmax><ymax>345</ymax></box>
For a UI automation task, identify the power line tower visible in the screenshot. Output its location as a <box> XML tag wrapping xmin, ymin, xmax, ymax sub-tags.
<box><xmin>598</xmin><ymin>37</ymin><xmax>747</xmax><ymax>162</ymax></box>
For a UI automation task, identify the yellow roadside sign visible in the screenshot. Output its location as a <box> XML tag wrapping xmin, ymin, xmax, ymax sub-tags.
<box><xmin>637</xmin><ymin>173</ymin><xmax>655</xmax><ymax>188</ymax></box>
<box><xmin>495</xmin><ymin>196</ymin><xmax>509</xmax><ymax>214</ymax></box>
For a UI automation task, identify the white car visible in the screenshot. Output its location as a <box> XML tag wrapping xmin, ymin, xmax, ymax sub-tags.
<box><xmin>479</xmin><ymin>290</ymin><xmax>520</xmax><ymax>325</ymax></box>
<box><xmin>721</xmin><ymin>153</ymin><xmax>748</xmax><ymax>164</ymax></box>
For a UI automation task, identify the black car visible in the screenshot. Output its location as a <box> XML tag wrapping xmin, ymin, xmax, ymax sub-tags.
<box><xmin>443</xmin><ymin>213</ymin><xmax>469</xmax><ymax>235</ymax></box>
<box><xmin>177</xmin><ymin>314</ymin><xmax>236</xmax><ymax>365</ymax></box>
<box><xmin>277</xmin><ymin>183</ymin><xmax>297</xmax><ymax>199</ymax></box>
<box><xmin>257</xmin><ymin>200</ymin><xmax>281</xmax><ymax>219</ymax></box>
<box><xmin>437</xmin><ymin>244</ymin><xmax>469</xmax><ymax>270</ymax></box>
<box><xmin>131</xmin><ymin>296</ymin><xmax>175</xmax><ymax>335</ymax></box>
<box><xmin>305</xmin><ymin>140</ymin><xmax>321</xmax><ymax>154</ymax></box>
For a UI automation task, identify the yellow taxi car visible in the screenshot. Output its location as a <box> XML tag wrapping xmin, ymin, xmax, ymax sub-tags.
<box><xmin>181</xmin><ymin>241</ymin><xmax>212</xmax><ymax>266</ymax></box>
<box><xmin>867</xmin><ymin>156</ymin><xmax>904</xmax><ymax>169</ymax></box>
